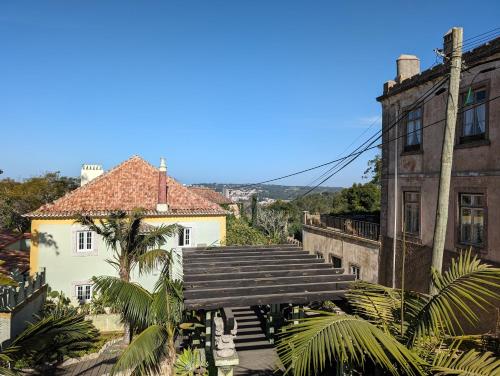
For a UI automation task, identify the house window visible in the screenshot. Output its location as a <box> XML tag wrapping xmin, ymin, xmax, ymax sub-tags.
<box><xmin>404</xmin><ymin>107</ymin><xmax>423</xmax><ymax>151</ymax></box>
<box><xmin>329</xmin><ymin>254</ymin><xmax>342</xmax><ymax>268</ymax></box>
<box><xmin>76</xmin><ymin>284</ymin><xmax>92</xmax><ymax>302</ymax></box>
<box><xmin>77</xmin><ymin>231</ymin><xmax>93</xmax><ymax>252</ymax></box>
<box><xmin>350</xmin><ymin>265</ymin><xmax>361</xmax><ymax>280</ymax></box>
<box><xmin>178</xmin><ymin>228</ymin><xmax>192</xmax><ymax>247</ymax></box>
<box><xmin>460</xmin><ymin>87</ymin><xmax>487</xmax><ymax>143</ymax></box>
<box><xmin>403</xmin><ymin>191</ymin><xmax>420</xmax><ymax>235</ymax></box>
<box><xmin>459</xmin><ymin>193</ymin><xmax>485</xmax><ymax>246</ymax></box>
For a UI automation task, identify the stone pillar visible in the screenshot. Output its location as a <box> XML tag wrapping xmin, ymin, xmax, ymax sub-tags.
<box><xmin>302</xmin><ymin>211</ymin><xmax>309</xmax><ymax>225</ymax></box>
<box><xmin>205</xmin><ymin>311</ymin><xmax>212</xmax><ymax>350</ymax></box>
<box><xmin>265</xmin><ymin>304</ymin><xmax>280</xmax><ymax>344</ymax></box>
<box><xmin>292</xmin><ymin>305</ymin><xmax>300</xmax><ymax>325</ymax></box>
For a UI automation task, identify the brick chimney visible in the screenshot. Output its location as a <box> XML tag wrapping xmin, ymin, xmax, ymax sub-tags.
<box><xmin>156</xmin><ymin>157</ymin><xmax>168</xmax><ymax>212</ymax></box>
<box><xmin>396</xmin><ymin>54</ymin><xmax>420</xmax><ymax>83</ymax></box>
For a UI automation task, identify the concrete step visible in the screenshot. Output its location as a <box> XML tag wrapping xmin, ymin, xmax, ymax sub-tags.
<box><xmin>237</xmin><ymin>327</ymin><xmax>264</xmax><ymax>334</ymax></box>
<box><xmin>234</xmin><ymin>315</ymin><xmax>261</xmax><ymax>322</ymax></box>
<box><xmin>235</xmin><ymin>340</ymin><xmax>274</xmax><ymax>351</ymax></box>
<box><xmin>235</xmin><ymin>333</ymin><xmax>267</xmax><ymax>343</ymax></box>
<box><xmin>233</xmin><ymin>311</ymin><xmax>255</xmax><ymax>317</ymax></box>
<box><xmin>237</xmin><ymin>320</ymin><xmax>262</xmax><ymax>328</ymax></box>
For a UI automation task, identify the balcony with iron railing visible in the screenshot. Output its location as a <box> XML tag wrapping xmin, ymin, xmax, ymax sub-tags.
<box><xmin>304</xmin><ymin>212</ymin><xmax>380</xmax><ymax>242</ymax></box>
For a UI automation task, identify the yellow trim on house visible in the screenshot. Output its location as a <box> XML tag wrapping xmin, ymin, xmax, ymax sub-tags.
<box><xmin>146</xmin><ymin>215</ymin><xmax>227</xmax><ymax>244</ymax></box>
<box><xmin>29</xmin><ymin>215</ymin><xmax>227</xmax><ymax>274</ymax></box>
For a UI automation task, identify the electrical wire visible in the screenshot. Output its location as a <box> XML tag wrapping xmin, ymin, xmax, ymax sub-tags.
<box><xmin>295</xmin><ymin>93</ymin><xmax>500</xmax><ymax>200</ymax></box>
<box><xmin>301</xmin><ymin>116</ymin><xmax>380</xmax><ymax>190</ymax></box>
<box><xmin>230</xmin><ymin>28</ymin><xmax>499</xmax><ymax>192</ymax></box>
<box><xmin>295</xmin><ymin>75</ymin><xmax>451</xmax><ymax>197</ymax></box>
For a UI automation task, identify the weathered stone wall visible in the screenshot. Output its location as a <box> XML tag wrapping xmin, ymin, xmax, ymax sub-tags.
<box><xmin>302</xmin><ymin>225</ymin><xmax>380</xmax><ymax>283</ymax></box>
<box><xmin>380</xmin><ymin>236</ymin><xmax>499</xmax><ymax>334</ymax></box>
<box><xmin>379</xmin><ymin>52</ymin><xmax>500</xmax><ymax>263</ymax></box>
<box><xmin>85</xmin><ymin>313</ymin><xmax>124</xmax><ymax>333</ymax></box>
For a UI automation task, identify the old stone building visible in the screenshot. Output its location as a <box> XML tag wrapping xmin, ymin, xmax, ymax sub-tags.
<box><xmin>377</xmin><ymin>33</ymin><xmax>500</xmax><ymax>330</ymax></box>
<box><xmin>302</xmin><ymin>212</ymin><xmax>381</xmax><ymax>283</ymax></box>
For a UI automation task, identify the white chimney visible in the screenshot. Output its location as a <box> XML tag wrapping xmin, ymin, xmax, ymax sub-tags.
<box><xmin>80</xmin><ymin>164</ymin><xmax>104</xmax><ymax>186</ymax></box>
<box><xmin>396</xmin><ymin>54</ymin><xmax>420</xmax><ymax>83</ymax></box>
<box><xmin>156</xmin><ymin>157</ymin><xmax>168</xmax><ymax>212</ymax></box>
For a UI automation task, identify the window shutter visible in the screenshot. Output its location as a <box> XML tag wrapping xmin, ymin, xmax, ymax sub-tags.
<box><xmin>71</xmin><ymin>224</ymin><xmax>79</xmax><ymax>254</ymax></box>
<box><xmin>91</xmin><ymin>231</ymin><xmax>98</xmax><ymax>253</ymax></box>
<box><xmin>189</xmin><ymin>227</ymin><xmax>194</xmax><ymax>247</ymax></box>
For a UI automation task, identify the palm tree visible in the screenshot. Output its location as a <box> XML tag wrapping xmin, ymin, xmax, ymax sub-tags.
<box><xmin>0</xmin><ymin>312</ymin><xmax>99</xmax><ymax>374</ymax></box>
<box><xmin>277</xmin><ymin>251</ymin><xmax>500</xmax><ymax>375</ymax></box>
<box><xmin>77</xmin><ymin>210</ymin><xmax>178</xmax><ymax>343</ymax></box>
<box><xmin>92</xmin><ymin>269</ymin><xmax>184</xmax><ymax>376</ymax></box>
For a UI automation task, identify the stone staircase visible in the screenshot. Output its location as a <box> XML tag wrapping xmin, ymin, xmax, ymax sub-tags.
<box><xmin>231</xmin><ymin>306</ymin><xmax>273</xmax><ymax>351</ymax></box>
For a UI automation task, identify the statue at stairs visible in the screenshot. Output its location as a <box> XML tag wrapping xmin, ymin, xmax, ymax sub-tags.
<box><xmin>213</xmin><ymin>316</ymin><xmax>238</xmax><ymax>358</ymax></box>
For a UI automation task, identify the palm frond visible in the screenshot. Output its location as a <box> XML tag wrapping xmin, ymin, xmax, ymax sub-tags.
<box><xmin>405</xmin><ymin>251</ymin><xmax>500</xmax><ymax>346</ymax></box>
<box><xmin>111</xmin><ymin>324</ymin><xmax>169</xmax><ymax>376</ymax></box>
<box><xmin>346</xmin><ymin>281</ymin><xmax>403</xmax><ymax>336</ymax></box>
<box><xmin>0</xmin><ymin>366</ymin><xmax>18</xmax><ymax>376</ymax></box>
<box><xmin>136</xmin><ymin>248</ymin><xmax>171</xmax><ymax>275</ymax></box>
<box><xmin>277</xmin><ymin>311</ymin><xmax>426</xmax><ymax>376</ymax></box>
<box><xmin>432</xmin><ymin>347</ymin><xmax>500</xmax><ymax>375</ymax></box>
<box><xmin>151</xmin><ymin>279</ymin><xmax>184</xmax><ymax>325</ymax></box>
<box><xmin>9</xmin><ymin>313</ymin><xmax>99</xmax><ymax>366</ymax></box>
<box><xmin>92</xmin><ymin>275</ymin><xmax>153</xmax><ymax>328</ymax></box>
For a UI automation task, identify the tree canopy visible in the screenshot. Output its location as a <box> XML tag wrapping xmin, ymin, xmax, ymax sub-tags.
<box><xmin>0</xmin><ymin>172</ymin><xmax>79</xmax><ymax>232</ymax></box>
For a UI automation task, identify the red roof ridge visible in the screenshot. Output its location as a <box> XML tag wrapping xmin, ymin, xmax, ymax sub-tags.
<box><xmin>32</xmin><ymin>155</ymin><xmax>154</xmax><ymax>215</ymax></box>
<box><xmin>166</xmin><ymin>177</ymin><xmax>225</xmax><ymax>210</ymax></box>
<box><xmin>27</xmin><ymin>156</ymin><xmax>228</xmax><ymax>218</ymax></box>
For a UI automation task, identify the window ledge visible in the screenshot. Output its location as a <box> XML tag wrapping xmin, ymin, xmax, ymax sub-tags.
<box><xmin>455</xmin><ymin>139</ymin><xmax>490</xmax><ymax>149</ymax></box>
<box><xmin>396</xmin><ymin>234</ymin><xmax>422</xmax><ymax>245</ymax></box>
<box><xmin>401</xmin><ymin>149</ymin><xmax>423</xmax><ymax>156</ymax></box>
<box><xmin>455</xmin><ymin>244</ymin><xmax>487</xmax><ymax>256</ymax></box>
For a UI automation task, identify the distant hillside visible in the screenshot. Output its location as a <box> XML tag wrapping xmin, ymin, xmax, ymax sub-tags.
<box><xmin>192</xmin><ymin>183</ymin><xmax>343</xmax><ymax>201</ymax></box>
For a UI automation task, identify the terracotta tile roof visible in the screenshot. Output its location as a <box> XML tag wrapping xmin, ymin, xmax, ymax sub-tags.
<box><xmin>0</xmin><ymin>250</ymin><xmax>29</xmax><ymax>274</ymax></box>
<box><xmin>27</xmin><ymin>156</ymin><xmax>228</xmax><ymax>218</ymax></box>
<box><xmin>0</xmin><ymin>232</ymin><xmax>30</xmax><ymax>249</ymax></box>
<box><xmin>190</xmin><ymin>187</ymin><xmax>234</xmax><ymax>205</ymax></box>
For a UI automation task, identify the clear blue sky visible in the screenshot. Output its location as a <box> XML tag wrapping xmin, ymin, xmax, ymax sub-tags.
<box><xmin>1</xmin><ymin>1</ymin><xmax>499</xmax><ymax>187</ymax></box>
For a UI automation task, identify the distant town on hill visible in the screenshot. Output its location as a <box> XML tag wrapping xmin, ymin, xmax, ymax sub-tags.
<box><xmin>192</xmin><ymin>183</ymin><xmax>343</xmax><ymax>202</ymax></box>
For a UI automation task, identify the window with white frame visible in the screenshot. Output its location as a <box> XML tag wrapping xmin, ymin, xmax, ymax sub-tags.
<box><xmin>77</xmin><ymin>231</ymin><xmax>94</xmax><ymax>252</ymax></box>
<box><xmin>350</xmin><ymin>264</ymin><xmax>361</xmax><ymax>280</ymax></box>
<box><xmin>76</xmin><ymin>284</ymin><xmax>92</xmax><ymax>302</ymax></box>
<box><xmin>178</xmin><ymin>227</ymin><xmax>192</xmax><ymax>247</ymax></box>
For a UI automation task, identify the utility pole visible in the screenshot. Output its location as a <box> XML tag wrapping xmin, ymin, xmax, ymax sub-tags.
<box><xmin>430</xmin><ymin>27</ymin><xmax>463</xmax><ymax>294</ymax></box>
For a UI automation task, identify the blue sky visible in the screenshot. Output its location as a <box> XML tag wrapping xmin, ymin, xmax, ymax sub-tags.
<box><xmin>1</xmin><ymin>1</ymin><xmax>499</xmax><ymax>187</ymax></box>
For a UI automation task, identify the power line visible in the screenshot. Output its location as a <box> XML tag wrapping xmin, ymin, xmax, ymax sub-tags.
<box><xmin>231</xmin><ymin>29</ymin><xmax>499</xmax><ymax>191</ymax></box>
<box><xmin>462</xmin><ymin>27</ymin><xmax>500</xmax><ymax>43</ymax></box>
<box><xmin>296</xmin><ymin>92</ymin><xmax>500</xmax><ymax>200</ymax></box>
<box><xmin>301</xmin><ymin>116</ymin><xmax>380</xmax><ymax>190</ymax></box>
<box><xmin>296</xmin><ymin>75</ymin><xmax>451</xmax><ymax>197</ymax></box>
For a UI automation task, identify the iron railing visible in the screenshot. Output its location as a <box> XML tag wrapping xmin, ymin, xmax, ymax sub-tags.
<box><xmin>313</xmin><ymin>215</ymin><xmax>380</xmax><ymax>241</ymax></box>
